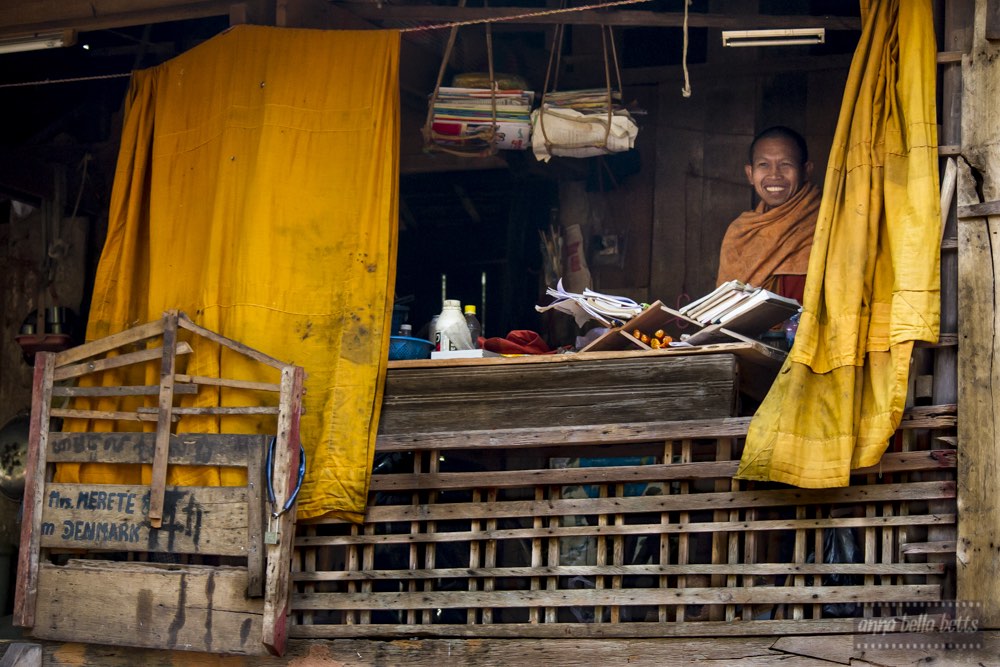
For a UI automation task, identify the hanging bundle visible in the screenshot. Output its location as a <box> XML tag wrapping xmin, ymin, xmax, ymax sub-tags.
<box><xmin>421</xmin><ymin>1</ymin><xmax>533</xmax><ymax>157</ymax></box>
<box><xmin>531</xmin><ymin>19</ymin><xmax>638</xmax><ymax>163</ymax></box>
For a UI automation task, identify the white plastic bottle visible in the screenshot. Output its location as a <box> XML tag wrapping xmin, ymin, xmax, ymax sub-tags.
<box><xmin>434</xmin><ymin>299</ymin><xmax>473</xmax><ymax>351</ymax></box>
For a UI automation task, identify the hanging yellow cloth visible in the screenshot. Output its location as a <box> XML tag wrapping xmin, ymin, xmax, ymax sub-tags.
<box><xmin>54</xmin><ymin>25</ymin><xmax>400</xmax><ymax>522</ymax></box>
<box><xmin>736</xmin><ymin>0</ymin><xmax>940</xmax><ymax>487</ymax></box>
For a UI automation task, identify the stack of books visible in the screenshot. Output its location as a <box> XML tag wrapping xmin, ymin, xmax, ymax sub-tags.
<box><xmin>429</xmin><ymin>87</ymin><xmax>534</xmax><ymax>152</ymax></box>
<box><xmin>678</xmin><ymin>281</ymin><xmax>801</xmax><ymax>346</ymax></box>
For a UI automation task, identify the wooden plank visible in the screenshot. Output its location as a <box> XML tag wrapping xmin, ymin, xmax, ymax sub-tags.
<box><xmin>294</xmin><ymin>584</ymin><xmax>940</xmax><ymax>611</ymax></box>
<box><xmin>246</xmin><ymin>435</ymin><xmax>265</xmax><ymax>598</ymax></box>
<box><xmin>49</xmin><ymin>408</ymin><xmax>168</xmax><ymax>422</ymax></box>
<box><xmin>297</xmin><ymin>513</ymin><xmax>955</xmax><ymax>548</ymax></box>
<box><xmin>900</xmin><ymin>541</ymin><xmax>957</xmax><ymax>555</ymax></box>
<box><xmin>178</xmin><ymin>313</ymin><xmax>289</xmax><ymax>370</ymax></box>
<box><xmin>52</xmin><ymin>341</ymin><xmax>193</xmax><ymax>382</ymax></box>
<box><xmin>344</xmin><ymin>5</ymin><xmax>862</xmax><ymax>29</ymax></box>
<box><xmin>13</xmin><ymin>353</ymin><xmax>55</xmax><ymax>629</ymax></box>
<box><xmin>148</xmin><ymin>311</ymin><xmax>179</xmax><ymax>528</ymax></box>
<box><xmin>350</xmin><ymin>481</ymin><xmax>955</xmax><ymax>524</ymax></box>
<box><xmin>286</xmin><ymin>619</ymin><xmax>852</xmax><ymax>639</ymax></box>
<box><xmin>376</xmin><ymin>417</ymin><xmax>753</xmax><ymax>452</ymax></box>
<box><xmin>174</xmin><ymin>374</ymin><xmax>281</xmax><ymax>392</ymax></box>
<box><xmin>136</xmin><ymin>406</ymin><xmax>280</xmax><ymax>416</ymax></box>
<box><xmin>374</xmin><ymin>404</ymin><xmax>956</xmax><ymax>453</ymax></box>
<box><xmin>956</xmin><ymin>158</ymin><xmax>1000</xmax><ymax>625</ymax></box>
<box><xmin>38</xmin><ymin>634</ymin><xmax>1000</xmax><ymax>664</ymax></box>
<box><xmin>39</xmin><ymin>484</ymin><xmax>250</xmax><ymax>556</ymax></box>
<box><xmin>957</xmin><ymin>199</ymin><xmax>1000</xmax><ymax>218</ymax></box>
<box><xmin>46</xmin><ymin>432</ymin><xmax>264</xmax><ymax>466</ymax></box>
<box><xmin>262</xmin><ymin>365</ymin><xmax>304</xmax><ymax>655</ymax></box>
<box><xmin>988</xmin><ymin>0</ymin><xmax>1000</xmax><ymax>40</ymax></box>
<box><xmin>366</xmin><ymin>449</ymin><xmax>955</xmax><ymax>492</ymax></box>
<box><xmin>51</xmin><ymin>384</ymin><xmax>199</xmax><ymax>398</ymax></box>
<box><xmin>31</xmin><ymin>561</ymin><xmax>264</xmax><ymax>655</ymax></box>
<box><xmin>52</xmin><ymin>318</ymin><xmax>164</xmax><ymax>367</ymax></box>
<box><xmin>379</xmin><ymin>353</ymin><xmax>740</xmax><ymax>434</ymax></box>
<box><xmin>294</xmin><ymin>562</ymin><xmax>946</xmax><ymax>582</ymax></box>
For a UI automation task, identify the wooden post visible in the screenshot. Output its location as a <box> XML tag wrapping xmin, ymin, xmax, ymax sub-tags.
<box><xmin>956</xmin><ymin>158</ymin><xmax>1000</xmax><ymax>624</ymax></box>
<box><xmin>262</xmin><ymin>364</ymin><xmax>305</xmax><ymax>655</ymax></box>
<box><xmin>12</xmin><ymin>353</ymin><xmax>55</xmax><ymax>629</ymax></box>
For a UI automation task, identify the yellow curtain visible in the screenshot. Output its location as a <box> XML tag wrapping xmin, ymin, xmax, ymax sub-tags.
<box><xmin>54</xmin><ymin>25</ymin><xmax>400</xmax><ymax>522</ymax></box>
<box><xmin>736</xmin><ymin>0</ymin><xmax>940</xmax><ymax>487</ymax></box>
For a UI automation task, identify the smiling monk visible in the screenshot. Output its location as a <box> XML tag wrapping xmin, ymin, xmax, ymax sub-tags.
<box><xmin>716</xmin><ymin>126</ymin><xmax>821</xmax><ymax>303</ymax></box>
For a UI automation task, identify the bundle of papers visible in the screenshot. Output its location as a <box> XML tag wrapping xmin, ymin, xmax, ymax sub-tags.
<box><xmin>429</xmin><ymin>87</ymin><xmax>535</xmax><ymax>152</ymax></box>
<box><xmin>535</xmin><ymin>279</ymin><xmax>644</xmax><ymax>327</ymax></box>
<box><xmin>531</xmin><ymin>88</ymin><xmax>638</xmax><ymax>162</ymax></box>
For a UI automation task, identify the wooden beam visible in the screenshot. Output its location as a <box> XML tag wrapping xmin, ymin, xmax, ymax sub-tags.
<box><xmin>958</xmin><ymin>199</ymin><xmax>1000</xmax><ymax>218</ymax></box>
<box><xmin>0</xmin><ymin>1</ymin><xmax>236</xmax><ymax>38</ymax></box>
<box><xmin>339</xmin><ymin>5</ymin><xmax>862</xmax><ymax>30</ymax></box>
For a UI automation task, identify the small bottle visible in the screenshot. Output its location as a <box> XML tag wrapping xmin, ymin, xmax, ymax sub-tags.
<box><xmin>784</xmin><ymin>312</ymin><xmax>801</xmax><ymax>349</ymax></box>
<box><xmin>464</xmin><ymin>305</ymin><xmax>482</xmax><ymax>349</ymax></box>
<box><xmin>399</xmin><ymin>323</ymin><xmax>413</xmax><ymax>337</ymax></box>
<box><xmin>434</xmin><ymin>299</ymin><xmax>473</xmax><ymax>351</ymax></box>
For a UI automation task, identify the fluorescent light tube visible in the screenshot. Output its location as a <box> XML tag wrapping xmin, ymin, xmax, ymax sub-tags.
<box><xmin>0</xmin><ymin>31</ymin><xmax>75</xmax><ymax>55</ymax></box>
<box><xmin>722</xmin><ymin>28</ymin><xmax>825</xmax><ymax>48</ymax></box>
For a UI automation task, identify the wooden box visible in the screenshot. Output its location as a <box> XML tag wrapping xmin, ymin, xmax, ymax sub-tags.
<box><xmin>14</xmin><ymin>311</ymin><xmax>304</xmax><ymax>656</ymax></box>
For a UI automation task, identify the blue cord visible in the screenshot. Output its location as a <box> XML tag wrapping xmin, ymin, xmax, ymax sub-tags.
<box><xmin>266</xmin><ymin>435</ymin><xmax>306</xmax><ymax>518</ymax></box>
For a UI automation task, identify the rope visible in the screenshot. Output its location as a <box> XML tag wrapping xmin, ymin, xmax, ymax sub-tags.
<box><xmin>681</xmin><ymin>0</ymin><xmax>692</xmax><ymax>97</ymax></box>
<box><xmin>0</xmin><ymin>72</ymin><xmax>131</xmax><ymax>89</ymax></box>
<box><xmin>400</xmin><ymin>0</ymin><xmax>654</xmax><ymax>33</ymax></box>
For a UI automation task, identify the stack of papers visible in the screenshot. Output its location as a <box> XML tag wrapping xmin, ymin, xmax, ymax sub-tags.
<box><xmin>535</xmin><ymin>279</ymin><xmax>644</xmax><ymax>327</ymax></box>
<box><xmin>430</xmin><ymin>87</ymin><xmax>535</xmax><ymax>152</ymax></box>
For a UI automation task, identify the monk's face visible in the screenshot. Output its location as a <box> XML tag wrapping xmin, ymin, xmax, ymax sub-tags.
<box><xmin>744</xmin><ymin>136</ymin><xmax>813</xmax><ymax>211</ymax></box>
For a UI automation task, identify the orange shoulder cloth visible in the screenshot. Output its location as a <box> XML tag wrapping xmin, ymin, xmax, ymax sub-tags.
<box><xmin>716</xmin><ymin>182</ymin><xmax>820</xmax><ymax>290</ymax></box>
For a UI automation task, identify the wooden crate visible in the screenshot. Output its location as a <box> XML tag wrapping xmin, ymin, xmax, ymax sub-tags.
<box><xmin>14</xmin><ymin>311</ymin><xmax>305</xmax><ymax>656</ymax></box>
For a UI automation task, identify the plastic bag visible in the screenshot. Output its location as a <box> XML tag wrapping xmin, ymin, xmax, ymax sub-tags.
<box><xmin>807</xmin><ymin>527</ymin><xmax>861</xmax><ymax>617</ymax></box>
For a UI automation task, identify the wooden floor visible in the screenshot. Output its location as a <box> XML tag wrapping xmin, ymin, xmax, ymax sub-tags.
<box><xmin>27</xmin><ymin>633</ymin><xmax>1000</xmax><ymax>666</ymax></box>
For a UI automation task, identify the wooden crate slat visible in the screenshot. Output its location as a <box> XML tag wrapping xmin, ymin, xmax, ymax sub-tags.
<box><xmin>53</xmin><ymin>318</ymin><xmax>166</xmax><ymax>367</ymax></box>
<box><xmin>46</xmin><ymin>432</ymin><xmax>265</xmax><ymax>466</ymax></box>
<box><xmin>136</xmin><ymin>406</ymin><xmax>281</xmax><ymax>416</ymax></box>
<box><xmin>40</xmin><ymin>483</ymin><xmax>250</xmax><ymax>556</ymax></box>
<box><xmin>49</xmin><ymin>408</ymin><xmax>170</xmax><ymax>422</ymax></box>
<box><xmin>177</xmin><ymin>312</ymin><xmax>290</xmax><ymax>370</ymax></box>
<box><xmin>52</xmin><ymin>341</ymin><xmax>193</xmax><ymax>382</ymax></box>
<box><xmin>174</xmin><ymin>374</ymin><xmax>282</xmax><ymax>392</ymax></box>
<box><xmin>51</xmin><ymin>383</ymin><xmax>200</xmax><ymax>398</ymax></box>
<box><xmin>32</xmin><ymin>561</ymin><xmax>263</xmax><ymax>654</ymax></box>
<box><xmin>148</xmin><ymin>309</ymin><xmax>179</xmax><ymax>528</ymax></box>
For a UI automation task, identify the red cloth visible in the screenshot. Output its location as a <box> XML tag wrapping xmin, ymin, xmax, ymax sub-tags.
<box><xmin>483</xmin><ymin>330</ymin><xmax>552</xmax><ymax>355</ymax></box>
